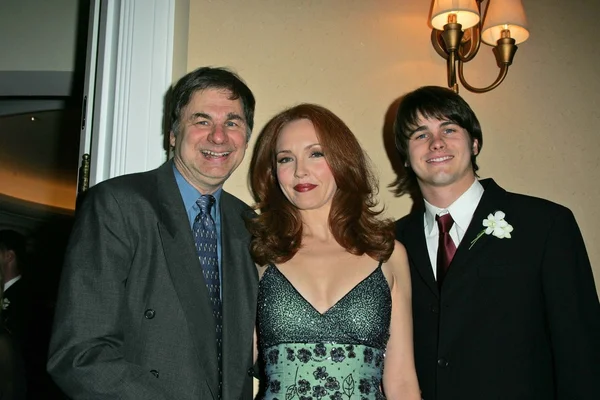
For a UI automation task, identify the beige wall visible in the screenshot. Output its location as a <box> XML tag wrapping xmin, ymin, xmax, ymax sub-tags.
<box><xmin>186</xmin><ymin>0</ymin><xmax>600</xmax><ymax>290</ymax></box>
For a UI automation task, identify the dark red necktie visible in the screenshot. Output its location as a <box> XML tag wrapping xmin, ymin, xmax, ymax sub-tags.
<box><xmin>436</xmin><ymin>213</ymin><xmax>456</xmax><ymax>289</ymax></box>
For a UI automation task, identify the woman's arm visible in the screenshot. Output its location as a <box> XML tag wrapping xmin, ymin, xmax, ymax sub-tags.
<box><xmin>382</xmin><ymin>241</ymin><xmax>421</xmax><ymax>400</ymax></box>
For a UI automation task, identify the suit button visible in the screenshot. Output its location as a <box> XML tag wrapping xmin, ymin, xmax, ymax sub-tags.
<box><xmin>437</xmin><ymin>358</ymin><xmax>449</xmax><ymax>368</ymax></box>
<box><xmin>247</xmin><ymin>367</ymin><xmax>255</xmax><ymax>377</ymax></box>
<box><xmin>150</xmin><ymin>369</ymin><xmax>159</xmax><ymax>378</ymax></box>
<box><xmin>430</xmin><ymin>304</ymin><xmax>439</xmax><ymax>313</ymax></box>
<box><xmin>144</xmin><ymin>309</ymin><xmax>155</xmax><ymax>319</ymax></box>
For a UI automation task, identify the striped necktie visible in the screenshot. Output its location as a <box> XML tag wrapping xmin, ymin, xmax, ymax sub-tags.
<box><xmin>193</xmin><ymin>195</ymin><xmax>222</xmax><ymax>396</ymax></box>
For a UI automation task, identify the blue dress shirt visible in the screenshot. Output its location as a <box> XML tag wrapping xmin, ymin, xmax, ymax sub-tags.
<box><xmin>173</xmin><ymin>165</ymin><xmax>223</xmax><ymax>293</ymax></box>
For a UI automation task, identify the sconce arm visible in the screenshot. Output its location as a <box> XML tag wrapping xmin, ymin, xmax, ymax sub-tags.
<box><xmin>457</xmin><ymin>36</ymin><xmax>518</xmax><ymax>93</ymax></box>
<box><xmin>458</xmin><ymin>61</ymin><xmax>509</xmax><ymax>93</ymax></box>
<box><xmin>432</xmin><ymin>21</ymin><xmax>484</xmax><ymax>89</ymax></box>
<box><xmin>458</xmin><ymin>24</ymin><xmax>481</xmax><ymax>62</ymax></box>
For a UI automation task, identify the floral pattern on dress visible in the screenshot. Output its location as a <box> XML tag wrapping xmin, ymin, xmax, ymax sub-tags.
<box><xmin>312</xmin><ymin>385</ymin><xmax>327</xmax><ymax>398</ymax></box>
<box><xmin>313</xmin><ymin>367</ymin><xmax>329</xmax><ymax>380</ymax></box>
<box><xmin>268</xmin><ymin>369</ymin><xmax>382</xmax><ymax>399</ymax></box>
<box><xmin>269</xmin><ymin>380</ymin><xmax>281</xmax><ymax>393</ymax></box>
<box><xmin>359</xmin><ymin>378</ymin><xmax>372</xmax><ymax>394</ymax></box>
<box><xmin>314</xmin><ymin>343</ymin><xmax>327</xmax><ymax>357</ymax></box>
<box><xmin>286</xmin><ymin>347</ymin><xmax>296</xmax><ymax>361</ymax></box>
<box><xmin>345</xmin><ymin>345</ymin><xmax>356</xmax><ymax>359</ymax></box>
<box><xmin>330</xmin><ymin>347</ymin><xmax>346</xmax><ymax>362</ymax></box>
<box><xmin>363</xmin><ymin>348</ymin><xmax>374</xmax><ymax>364</ymax></box>
<box><xmin>329</xmin><ymin>392</ymin><xmax>343</xmax><ymax>400</ymax></box>
<box><xmin>297</xmin><ymin>348</ymin><xmax>312</xmax><ymax>363</ymax></box>
<box><xmin>324</xmin><ymin>377</ymin><xmax>340</xmax><ymax>391</ymax></box>
<box><xmin>268</xmin><ymin>349</ymin><xmax>280</xmax><ymax>365</ymax></box>
<box><xmin>374</xmin><ymin>353</ymin><xmax>384</xmax><ymax>368</ymax></box>
<box><xmin>297</xmin><ymin>379</ymin><xmax>311</xmax><ymax>395</ymax></box>
<box><xmin>261</xmin><ymin>343</ymin><xmax>385</xmax><ymax>399</ymax></box>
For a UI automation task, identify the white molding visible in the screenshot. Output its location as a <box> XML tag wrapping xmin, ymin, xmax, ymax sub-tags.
<box><xmin>88</xmin><ymin>0</ymin><xmax>179</xmax><ymax>185</ymax></box>
<box><xmin>110</xmin><ymin>0</ymin><xmax>133</xmax><ymax>177</ymax></box>
<box><xmin>89</xmin><ymin>0</ymin><xmax>119</xmax><ymax>184</ymax></box>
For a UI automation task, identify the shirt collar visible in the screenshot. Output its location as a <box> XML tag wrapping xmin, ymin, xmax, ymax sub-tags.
<box><xmin>3</xmin><ymin>275</ymin><xmax>21</xmax><ymax>292</ymax></box>
<box><xmin>424</xmin><ymin>179</ymin><xmax>484</xmax><ymax>235</ymax></box>
<box><xmin>173</xmin><ymin>163</ymin><xmax>222</xmax><ymax>216</ymax></box>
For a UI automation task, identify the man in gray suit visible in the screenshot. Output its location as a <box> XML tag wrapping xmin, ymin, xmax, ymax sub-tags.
<box><xmin>48</xmin><ymin>67</ymin><xmax>258</xmax><ymax>399</ymax></box>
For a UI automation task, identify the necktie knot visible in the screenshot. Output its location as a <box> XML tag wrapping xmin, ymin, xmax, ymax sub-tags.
<box><xmin>196</xmin><ymin>195</ymin><xmax>215</xmax><ymax>215</ymax></box>
<box><xmin>436</xmin><ymin>213</ymin><xmax>454</xmax><ymax>234</ymax></box>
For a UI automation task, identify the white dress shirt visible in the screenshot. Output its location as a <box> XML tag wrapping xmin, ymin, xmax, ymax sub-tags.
<box><xmin>423</xmin><ymin>179</ymin><xmax>484</xmax><ymax>279</ymax></box>
<box><xmin>3</xmin><ymin>275</ymin><xmax>21</xmax><ymax>291</ymax></box>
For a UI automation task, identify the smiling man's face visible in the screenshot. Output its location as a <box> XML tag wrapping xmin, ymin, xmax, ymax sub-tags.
<box><xmin>170</xmin><ymin>88</ymin><xmax>248</xmax><ymax>194</ymax></box>
<box><xmin>407</xmin><ymin>114</ymin><xmax>478</xmax><ymax>198</ymax></box>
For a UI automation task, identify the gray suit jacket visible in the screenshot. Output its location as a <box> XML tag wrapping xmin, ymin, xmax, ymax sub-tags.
<box><xmin>48</xmin><ymin>161</ymin><xmax>258</xmax><ymax>400</ymax></box>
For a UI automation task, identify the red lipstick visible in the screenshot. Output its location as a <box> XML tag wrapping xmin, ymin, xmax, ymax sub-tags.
<box><xmin>294</xmin><ymin>183</ymin><xmax>317</xmax><ymax>192</ymax></box>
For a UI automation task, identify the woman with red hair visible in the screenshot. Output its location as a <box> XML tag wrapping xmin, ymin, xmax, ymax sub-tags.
<box><xmin>248</xmin><ymin>104</ymin><xmax>420</xmax><ymax>399</ymax></box>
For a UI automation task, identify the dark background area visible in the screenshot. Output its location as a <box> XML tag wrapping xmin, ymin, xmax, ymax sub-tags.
<box><xmin>0</xmin><ymin>0</ymin><xmax>91</xmax><ymax>398</ymax></box>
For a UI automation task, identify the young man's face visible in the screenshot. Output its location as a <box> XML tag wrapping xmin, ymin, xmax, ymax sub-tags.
<box><xmin>406</xmin><ymin>114</ymin><xmax>479</xmax><ymax>197</ymax></box>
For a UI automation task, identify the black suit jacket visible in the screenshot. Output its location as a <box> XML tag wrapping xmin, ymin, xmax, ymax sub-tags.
<box><xmin>396</xmin><ymin>179</ymin><xmax>600</xmax><ymax>400</ymax></box>
<box><xmin>1</xmin><ymin>278</ymin><xmax>30</xmax><ymax>343</ymax></box>
<box><xmin>0</xmin><ymin>323</ymin><xmax>27</xmax><ymax>400</ymax></box>
<box><xmin>48</xmin><ymin>161</ymin><xmax>258</xmax><ymax>400</ymax></box>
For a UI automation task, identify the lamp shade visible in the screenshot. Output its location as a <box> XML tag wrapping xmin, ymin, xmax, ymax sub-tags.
<box><xmin>431</xmin><ymin>0</ymin><xmax>480</xmax><ymax>30</ymax></box>
<box><xmin>481</xmin><ymin>0</ymin><xmax>529</xmax><ymax>45</ymax></box>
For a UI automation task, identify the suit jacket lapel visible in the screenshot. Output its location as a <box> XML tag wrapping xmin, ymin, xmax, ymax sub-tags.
<box><xmin>220</xmin><ymin>192</ymin><xmax>256</xmax><ymax>400</ymax></box>
<box><xmin>401</xmin><ymin>209</ymin><xmax>439</xmax><ymax>298</ymax></box>
<box><xmin>445</xmin><ymin>179</ymin><xmax>508</xmax><ymax>284</ymax></box>
<box><xmin>155</xmin><ymin>161</ymin><xmax>220</xmax><ymax>396</ymax></box>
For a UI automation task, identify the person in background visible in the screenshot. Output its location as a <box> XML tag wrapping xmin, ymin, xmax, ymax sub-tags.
<box><xmin>248</xmin><ymin>103</ymin><xmax>421</xmax><ymax>399</ymax></box>
<box><xmin>0</xmin><ymin>230</ymin><xmax>30</xmax><ymax>346</ymax></box>
<box><xmin>0</xmin><ymin>249</ymin><xmax>27</xmax><ymax>400</ymax></box>
<box><xmin>393</xmin><ymin>85</ymin><xmax>600</xmax><ymax>400</ymax></box>
<box><xmin>48</xmin><ymin>67</ymin><xmax>258</xmax><ymax>400</ymax></box>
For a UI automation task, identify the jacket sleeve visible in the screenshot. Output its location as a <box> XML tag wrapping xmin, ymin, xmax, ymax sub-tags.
<box><xmin>47</xmin><ymin>186</ymin><xmax>170</xmax><ymax>400</ymax></box>
<box><xmin>541</xmin><ymin>207</ymin><xmax>600</xmax><ymax>399</ymax></box>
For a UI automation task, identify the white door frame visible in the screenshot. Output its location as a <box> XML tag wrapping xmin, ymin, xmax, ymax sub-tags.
<box><xmin>81</xmin><ymin>0</ymin><xmax>188</xmax><ymax>189</ymax></box>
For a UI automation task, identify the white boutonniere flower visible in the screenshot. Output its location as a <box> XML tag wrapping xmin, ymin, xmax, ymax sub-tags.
<box><xmin>1</xmin><ymin>298</ymin><xmax>9</xmax><ymax>311</ymax></box>
<box><xmin>469</xmin><ymin>211</ymin><xmax>514</xmax><ymax>249</ymax></box>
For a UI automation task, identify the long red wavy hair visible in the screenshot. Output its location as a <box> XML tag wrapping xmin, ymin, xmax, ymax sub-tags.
<box><xmin>246</xmin><ymin>103</ymin><xmax>394</xmax><ymax>265</ymax></box>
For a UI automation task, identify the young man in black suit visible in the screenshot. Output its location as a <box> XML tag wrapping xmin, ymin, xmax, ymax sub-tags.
<box><xmin>48</xmin><ymin>67</ymin><xmax>258</xmax><ymax>400</ymax></box>
<box><xmin>394</xmin><ymin>86</ymin><xmax>600</xmax><ymax>400</ymax></box>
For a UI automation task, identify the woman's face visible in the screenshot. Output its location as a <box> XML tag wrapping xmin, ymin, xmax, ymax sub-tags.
<box><xmin>275</xmin><ymin>119</ymin><xmax>337</xmax><ymax>214</ymax></box>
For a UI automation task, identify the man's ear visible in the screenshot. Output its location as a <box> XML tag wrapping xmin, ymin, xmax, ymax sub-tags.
<box><xmin>472</xmin><ymin>139</ymin><xmax>480</xmax><ymax>156</ymax></box>
<box><xmin>169</xmin><ymin>131</ymin><xmax>176</xmax><ymax>148</ymax></box>
<box><xmin>4</xmin><ymin>250</ymin><xmax>15</xmax><ymax>264</ymax></box>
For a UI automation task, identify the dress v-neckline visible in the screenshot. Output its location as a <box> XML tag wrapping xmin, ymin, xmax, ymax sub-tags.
<box><xmin>268</xmin><ymin>263</ymin><xmax>383</xmax><ymax>316</ymax></box>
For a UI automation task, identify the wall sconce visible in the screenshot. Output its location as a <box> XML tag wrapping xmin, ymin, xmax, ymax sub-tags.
<box><xmin>430</xmin><ymin>0</ymin><xmax>529</xmax><ymax>93</ymax></box>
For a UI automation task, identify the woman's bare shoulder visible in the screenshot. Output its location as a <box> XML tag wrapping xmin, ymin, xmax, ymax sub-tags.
<box><xmin>381</xmin><ymin>241</ymin><xmax>410</xmax><ymax>287</ymax></box>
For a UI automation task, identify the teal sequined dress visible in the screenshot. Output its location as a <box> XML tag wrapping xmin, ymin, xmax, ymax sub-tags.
<box><xmin>257</xmin><ymin>264</ymin><xmax>391</xmax><ymax>400</ymax></box>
